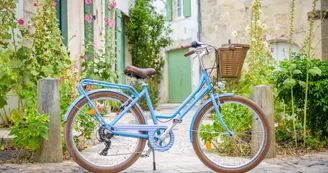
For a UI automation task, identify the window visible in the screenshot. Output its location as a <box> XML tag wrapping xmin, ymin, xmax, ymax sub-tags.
<box><xmin>176</xmin><ymin>0</ymin><xmax>183</xmax><ymax>18</ymax></box>
<box><xmin>271</xmin><ymin>41</ymin><xmax>300</xmax><ymax>66</ymax></box>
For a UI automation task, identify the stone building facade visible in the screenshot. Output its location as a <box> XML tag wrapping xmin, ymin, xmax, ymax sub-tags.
<box><xmin>200</xmin><ymin>0</ymin><xmax>328</xmax><ymax>63</ymax></box>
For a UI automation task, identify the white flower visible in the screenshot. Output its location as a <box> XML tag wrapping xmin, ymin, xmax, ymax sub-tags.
<box><xmin>263</xmin><ymin>41</ymin><xmax>269</xmax><ymax>48</ymax></box>
<box><xmin>232</xmin><ymin>31</ymin><xmax>238</xmax><ymax>38</ymax></box>
<box><xmin>257</xmin><ymin>20</ymin><xmax>262</xmax><ymax>26</ymax></box>
<box><xmin>262</xmin><ymin>23</ymin><xmax>267</xmax><ymax>30</ymax></box>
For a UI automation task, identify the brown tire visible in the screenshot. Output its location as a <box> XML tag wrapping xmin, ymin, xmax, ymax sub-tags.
<box><xmin>64</xmin><ymin>91</ymin><xmax>147</xmax><ymax>173</ymax></box>
<box><xmin>192</xmin><ymin>96</ymin><xmax>271</xmax><ymax>173</ymax></box>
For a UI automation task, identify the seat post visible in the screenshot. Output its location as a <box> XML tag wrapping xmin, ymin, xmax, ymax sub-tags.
<box><xmin>138</xmin><ymin>79</ymin><xmax>147</xmax><ymax>86</ymax></box>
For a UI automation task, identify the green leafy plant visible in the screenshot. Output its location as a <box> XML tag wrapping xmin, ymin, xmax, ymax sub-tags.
<box><xmin>9</xmin><ymin>107</ymin><xmax>49</xmax><ymax>151</ymax></box>
<box><xmin>0</xmin><ymin>0</ymin><xmax>18</xmax><ymax>125</ymax></box>
<box><xmin>0</xmin><ymin>0</ymin><xmax>74</xmax><ymax>155</ymax></box>
<box><xmin>286</xmin><ymin>0</ymin><xmax>298</xmax><ymax>147</ymax></box>
<box><xmin>126</xmin><ymin>0</ymin><xmax>172</xmax><ymax>110</ymax></box>
<box><xmin>272</xmin><ymin>55</ymin><xmax>328</xmax><ymax>146</ymax></box>
<box><xmin>200</xmin><ymin>104</ymin><xmax>252</xmax><ymax>155</ymax></box>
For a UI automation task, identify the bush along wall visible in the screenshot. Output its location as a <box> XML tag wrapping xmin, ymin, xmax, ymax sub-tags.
<box><xmin>126</xmin><ymin>0</ymin><xmax>172</xmax><ymax>110</ymax></box>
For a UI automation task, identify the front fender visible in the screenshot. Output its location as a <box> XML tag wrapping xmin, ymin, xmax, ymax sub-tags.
<box><xmin>63</xmin><ymin>89</ymin><xmax>147</xmax><ymax>124</ymax></box>
<box><xmin>189</xmin><ymin>93</ymin><xmax>234</xmax><ymax>142</ymax></box>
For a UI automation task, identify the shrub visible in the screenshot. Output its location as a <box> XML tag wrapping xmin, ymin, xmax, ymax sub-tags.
<box><xmin>126</xmin><ymin>0</ymin><xmax>172</xmax><ymax>110</ymax></box>
<box><xmin>272</xmin><ymin>54</ymin><xmax>328</xmax><ymax>141</ymax></box>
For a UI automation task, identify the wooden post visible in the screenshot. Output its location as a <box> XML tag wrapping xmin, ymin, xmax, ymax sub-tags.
<box><xmin>36</xmin><ymin>78</ymin><xmax>63</xmax><ymax>162</ymax></box>
<box><xmin>252</xmin><ymin>85</ymin><xmax>276</xmax><ymax>158</ymax></box>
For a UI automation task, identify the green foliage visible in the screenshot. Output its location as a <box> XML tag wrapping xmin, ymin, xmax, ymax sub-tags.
<box><xmin>0</xmin><ymin>0</ymin><xmax>73</xmax><ymax>154</ymax></box>
<box><xmin>126</xmin><ymin>0</ymin><xmax>172</xmax><ymax>109</ymax></box>
<box><xmin>9</xmin><ymin>106</ymin><xmax>49</xmax><ymax>151</ymax></box>
<box><xmin>0</xmin><ymin>1</ymin><xmax>17</xmax><ymax>110</ymax></box>
<box><xmin>272</xmin><ymin>55</ymin><xmax>328</xmax><ymax>142</ymax></box>
<box><xmin>200</xmin><ymin>104</ymin><xmax>252</xmax><ymax>155</ymax></box>
<box><xmin>0</xmin><ymin>49</ymin><xmax>16</xmax><ymax>109</ymax></box>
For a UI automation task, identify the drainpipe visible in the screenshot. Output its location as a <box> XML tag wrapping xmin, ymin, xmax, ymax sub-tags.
<box><xmin>197</xmin><ymin>0</ymin><xmax>201</xmax><ymax>41</ymax></box>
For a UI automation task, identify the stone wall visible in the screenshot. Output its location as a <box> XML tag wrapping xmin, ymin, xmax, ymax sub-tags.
<box><xmin>322</xmin><ymin>0</ymin><xmax>328</xmax><ymax>61</ymax></box>
<box><xmin>201</xmin><ymin>0</ymin><xmax>324</xmax><ymax>64</ymax></box>
<box><xmin>23</xmin><ymin>0</ymin><xmax>37</xmax><ymax>18</ymax></box>
<box><xmin>67</xmin><ymin>0</ymin><xmax>84</xmax><ymax>60</ymax></box>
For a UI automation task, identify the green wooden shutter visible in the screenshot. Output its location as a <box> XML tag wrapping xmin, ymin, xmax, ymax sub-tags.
<box><xmin>84</xmin><ymin>0</ymin><xmax>94</xmax><ymax>77</ymax></box>
<box><xmin>166</xmin><ymin>0</ymin><xmax>172</xmax><ymax>21</ymax></box>
<box><xmin>55</xmin><ymin>0</ymin><xmax>68</xmax><ymax>46</ymax></box>
<box><xmin>84</xmin><ymin>0</ymin><xmax>94</xmax><ymax>46</ymax></box>
<box><xmin>183</xmin><ymin>0</ymin><xmax>191</xmax><ymax>17</ymax></box>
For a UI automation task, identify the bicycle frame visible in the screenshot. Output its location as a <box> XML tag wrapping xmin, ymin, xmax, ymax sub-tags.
<box><xmin>67</xmin><ymin>66</ymin><xmax>233</xmax><ymax>140</ymax></box>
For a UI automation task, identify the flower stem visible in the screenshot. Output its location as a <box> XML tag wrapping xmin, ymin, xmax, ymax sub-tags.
<box><xmin>288</xmin><ymin>0</ymin><xmax>297</xmax><ymax>147</ymax></box>
<box><xmin>303</xmin><ymin>0</ymin><xmax>318</xmax><ymax>146</ymax></box>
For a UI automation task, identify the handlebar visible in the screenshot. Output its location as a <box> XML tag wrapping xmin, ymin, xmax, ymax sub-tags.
<box><xmin>181</xmin><ymin>44</ymin><xmax>192</xmax><ymax>49</ymax></box>
<box><xmin>181</xmin><ymin>41</ymin><xmax>204</xmax><ymax>56</ymax></box>
<box><xmin>184</xmin><ymin>50</ymin><xmax>195</xmax><ymax>57</ymax></box>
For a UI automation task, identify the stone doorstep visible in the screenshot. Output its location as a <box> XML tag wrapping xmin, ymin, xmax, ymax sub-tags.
<box><xmin>0</xmin><ymin>128</ymin><xmax>33</xmax><ymax>161</ymax></box>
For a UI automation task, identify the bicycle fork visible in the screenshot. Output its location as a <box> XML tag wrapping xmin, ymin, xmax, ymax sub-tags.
<box><xmin>210</xmin><ymin>92</ymin><xmax>233</xmax><ymax>136</ymax></box>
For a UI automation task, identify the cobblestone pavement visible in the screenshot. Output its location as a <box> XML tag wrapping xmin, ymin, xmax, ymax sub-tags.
<box><xmin>0</xmin><ymin>104</ymin><xmax>327</xmax><ymax>173</ymax></box>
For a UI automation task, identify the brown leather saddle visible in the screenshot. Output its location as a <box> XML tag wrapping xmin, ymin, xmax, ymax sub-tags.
<box><xmin>124</xmin><ymin>65</ymin><xmax>156</xmax><ymax>79</ymax></box>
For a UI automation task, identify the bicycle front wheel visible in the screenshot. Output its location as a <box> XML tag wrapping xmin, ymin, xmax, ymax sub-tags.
<box><xmin>64</xmin><ymin>91</ymin><xmax>147</xmax><ymax>173</ymax></box>
<box><xmin>192</xmin><ymin>96</ymin><xmax>271</xmax><ymax>173</ymax></box>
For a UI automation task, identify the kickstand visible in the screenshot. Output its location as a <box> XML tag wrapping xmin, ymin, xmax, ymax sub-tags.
<box><xmin>152</xmin><ymin>148</ymin><xmax>156</xmax><ymax>171</ymax></box>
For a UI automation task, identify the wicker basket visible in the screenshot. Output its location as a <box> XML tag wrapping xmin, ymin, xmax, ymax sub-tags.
<box><xmin>217</xmin><ymin>44</ymin><xmax>249</xmax><ymax>78</ymax></box>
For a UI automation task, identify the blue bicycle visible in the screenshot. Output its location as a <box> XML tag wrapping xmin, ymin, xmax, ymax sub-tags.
<box><xmin>64</xmin><ymin>41</ymin><xmax>271</xmax><ymax>173</ymax></box>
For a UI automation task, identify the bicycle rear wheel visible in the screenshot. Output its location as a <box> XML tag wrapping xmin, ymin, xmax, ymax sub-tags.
<box><xmin>64</xmin><ymin>91</ymin><xmax>147</xmax><ymax>173</ymax></box>
<box><xmin>192</xmin><ymin>96</ymin><xmax>271</xmax><ymax>173</ymax></box>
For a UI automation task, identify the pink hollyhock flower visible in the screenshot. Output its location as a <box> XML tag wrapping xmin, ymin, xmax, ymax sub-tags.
<box><xmin>73</xmin><ymin>34</ymin><xmax>76</xmax><ymax>37</ymax></box>
<box><xmin>84</xmin><ymin>55</ymin><xmax>88</xmax><ymax>60</ymax></box>
<box><xmin>271</xmin><ymin>48</ymin><xmax>275</xmax><ymax>53</ymax></box>
<box><xmin>33</xmin><ymin>2</ymin><xmax>37</xmax><ymax>7</ymax></box>
<box><xmin>52</xmin><ymin>1</ymin><xmax>57</xmax><ymax>6</ymax></box>
<box><xmin>92</xmin><ymin>42</ymin><xmax>97</xmax><ymax>47</ymax></box>
<box><xmin>85</xmin><ymin>14</ymin><xmax>92</xmax><ymax>23</ymax></box>
<box><xmin>109</xmin><ymin>1</ymin><xmax>117</xmax><ymax>9</ymax></box>
<box><xmin>7</xmin><ymin>147</ymin><xmax>12</xmax><ymax>151</ymax></box>
<box><xmin>107</xmin><ymin>19</ymin><xmax>115</xmax><ymax>28</ymax></box>
<box><xmin>85</xmin><ymin>0</ymin><xmax>92</xmax><ymax>5</ymax></box>
<box><xmin>7</xmin><ymin>7</ymin><xmax>12</xmax><ymax>12</ymax></box>
<box><xmin>104</xmin><ymin>17</ymin><xmax>108</xmax><ymax>22</ymax></box>
<box><xmin>17</xmin><ymin>19</ymin><xmax>24</xmax><ymax>25</ymax></box>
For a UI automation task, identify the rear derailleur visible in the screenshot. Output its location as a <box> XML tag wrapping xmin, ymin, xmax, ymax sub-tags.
<box><xmin>97</xmin><ymin>126</ymin><xmax>114</xmax><ymax>156</ymax></box>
